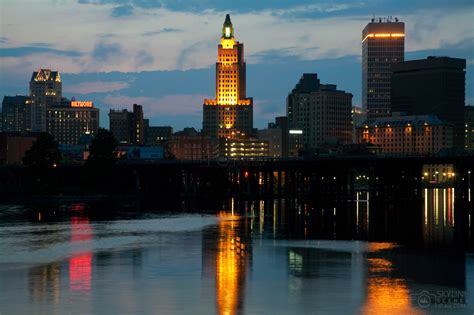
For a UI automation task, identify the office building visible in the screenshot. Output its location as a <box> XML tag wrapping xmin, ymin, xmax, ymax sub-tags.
<box><xmin>391</xmin><ymin>56</ymin><xmax>466</xmax><ymax>147</ymax></box>
<box><xmin>46</xmin><ymin>100</ymin><xmax>99</xmax><ymax>145</ymax></box>
<box><xmin>465</xmin><ymin>106</ymin><xmax>474</xmax><ymax>152</ymax></box>
<box><xmin>351</xmin><ymin>106</ymin><xmax>366</xmax><ymax>143</ymax></box>
<box><xmin>30</xmin><ymin>69</ymin><xmax>62</xmax><ymax>132</ymax></box>
<box><xmin>287</xmin><ymin>73</ymin><xmax>352</xmax><ymax>151</ymax></box>
<box><xmin>0</xmin><ymin>132</ymin><xmax>38</xmax><ymax>164</ymax></box>
<box><xmin>1</xmin><ymin>96</ymin><xmax>31</xmax><ymax>132</ymax></box>
<box><xmin>257</xmin><ymin>125</ymin><xmax>282</xmax><ymax>158</ymax></box>
<box><xmin>203</xmin><ymin>14</ymin><xmax>253</xmax><ymax>139</ymax></box>
<box><xmin>169</xmin><ymin>128</ymin><xmax>216</xmax><ymax>160</ymax></box>
<box><xmin>109</xmin><ymin>104</ymin><xmax>145</xmax><ymax>145</ymax></box>
<box><xmin>362</xmin><ymin>17</ymin><xmax>404</xmax><ymax>120</ymax></box>
<box><xmin>145</xmin><ymin>126</ymin><xmax>173</xmax><ymax>146</ymax></box>
<box><xmin>357</xmin><ymin>115</ymin><xmax>453</xmax><ymax>155</ymax></box>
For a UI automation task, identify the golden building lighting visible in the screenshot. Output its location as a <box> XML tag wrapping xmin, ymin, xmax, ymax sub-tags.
<box><xmin>203</xmin><ymin>14</ymin><xmax>253</xmax><ymax>139</ymax></box>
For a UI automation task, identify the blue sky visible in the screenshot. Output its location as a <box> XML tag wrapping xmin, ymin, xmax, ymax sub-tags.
<box><xmin>1</xmin><ymin>0</ymin><xmax>473</xmax><ymax>130</ymax></box>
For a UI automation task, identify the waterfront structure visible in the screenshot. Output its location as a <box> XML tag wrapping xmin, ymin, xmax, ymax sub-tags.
<box><xmin>168</xmin><ymin>128</ymin><xmax>216</xmax><ymax>160</ymax></box>
<box><xmin>219</xmin><ymin>137</ymin><xmax>269</xmax><ymax>160</ymax></box>
<box><xmin>203</xmin><ymin>14</ymin><xmax>253</xmax><ymax>139</ymax></box>
<box><xmin>465</xmin><ymin>106</ymin><xmax>474</xmax><ymax>152</ymax></box>
<box><xmin>30</xmin><ymin>69</ymin><xmax>62</xmax><ymax>132</ymax></box>
<box><xmin>391</xmin><ymin>56</ymin><xmax>466</xmax><ymax>148</ymax></box>
<box><xmin>46</xmin><ymin>99</ymin><xmax>99</xmax><ymax>145</ymax></box>
<box><xmin>1</xmin><ymin>96</ymin><xmax>31</xmax><ymax>132</ymax></box>
<box><xmin>109</xmin><ymin>104</ymin><xmax>144</xmax><ymax>145</ymax></box>
<box><xmin>287</xmin><ymin>73</ymin><xmax>352</xmax><ymax>151</ymax></box>
<box><xmin>362</xmin><ymin>17</ymin><xmax>404</xmax><ymax>120</ymax></box>
<box><xmin>357</xmin><ymin>115</ymin><xmax>453</xmax><ymax>155</ymax></box>
<box><xmin>0</xmin><ymin>132</ymin><xmax>38</xmax><ymax>164</ymax></box>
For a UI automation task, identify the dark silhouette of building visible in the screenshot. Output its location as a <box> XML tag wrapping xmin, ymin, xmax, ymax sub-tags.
<box><xmin>203</xmin><ymin>14</ymin><xmax>253</xmax><ymax>139</ymax></box>
<box><xmin>109</xmin><ymin>104</ymin><xmax>144</xmax><ymax>145</ymax></box>
<box><xmin>145</xmin><ymin>126</ymin><xmax>173</xmax><ymax>145</ymax></box>
<box><xmin>0</xmin><ymin>132</ymin><xmax>39</xmax><ymax>164</ymax></box>
<box><xmin>1</xmin><ymin>96</ymin><xmax>31</xmax><ymax>132</ymax></box>
<box><xmin>30</xmin><ymin>69</ymin><xmax>62</xmax><ymax>132</ymax></box>
<box><xmin>391</xmin><ymin>56</ymin><xmax>466</xmax><ymax>148</ymax></box>
<box><xmin>46</xmin><ymin>99</ymin><xmax>99</xmax><ymax>145</ymax></box>
<box><xmin>287</xmin><ymin>74</ymin><xmax>352</xmax><ymax>151</ymax></box>
<box><xmin>362</xmin><ymin>17</ymin><xmax>404</xmax><ymax>120</ymax></box>
<box><xmin>169</xmin><ymin>128</ymin><xmax>216</xmax><ymax>160</ymax></box>
<box><xmin>466</xmin><ymin>106</ymin><xmax>474</xmax><ymax>152</ymax></box>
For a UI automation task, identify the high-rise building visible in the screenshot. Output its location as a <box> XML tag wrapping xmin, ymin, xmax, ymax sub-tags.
<box><xmin>203</xmin><ymin>14</ymin><xmax>253</xmax><ymax>139</ymax></box>
<box><xmin>357</xmin><ymin>115</ymin><xmax>453</xmax><ymax>155</ymax></box>
<box><xmin>391</xmin><ymin>56</ymin><xmax>466</xmax><ymax>148</ymax></box>
<box><xmin>1</xmin><ymin>96</ymin><xmax>31</xmax><ymax>132</ymax></box>
<box><xmin>464</xmin><ymin>106</ymin><xmax>474</xmax><ymax>152</ymax></box>
<box><xmin>109</xmin><ymin>104</ymin><xmax>144</xmax><ymax>145</ymax></box>
<box><xmin>30</xmin><ymin>69</ymin><xmax>62</xmax><ymax>132</ymax></box>
<box><xmin>362</xmin><ymin>17</ymin><xmax>404</xmax><ymax>120</ymax></box>
<box><xmin>287</xmin><ymin>73</ymin><xmax>352</xmax><ymax>151</ymax></box>
<box><xmin>46</xmin><ymin>100</ymin><xmax>99</xmax><ymax>145</ymax></box>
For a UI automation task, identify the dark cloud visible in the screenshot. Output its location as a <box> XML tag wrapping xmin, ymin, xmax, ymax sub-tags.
<box><xmin>136</xmin><ymin>50</ymin><xmax>154</xmax><ymax>66</ymax></box>
<box><xmin>0</xmin><ymin>46</ymin><xmax>82</xmax><ymax>57</ymax></box>
<box><xmin>142</xmin><ymin>28</ymin><xmax>182</xmax><ymax>37</ymax></box>
<box><xmin>0</xmin><ymin>37</ymin><xmax>8</xmax><ymax>43</ymax></box>
<box><xmin>111</xmin><ymin>4</ymin><xmax>134</xmax><ymax>17</ymax></box>
<box><xmin>92</xmin><ymin>41</ymin><xmax>123</xmax><ymax>61</ymax></box>
<box><xmin>76</xmin><ymin>0</ymin><xmax>473</xmax><ymax>15</ymax></box>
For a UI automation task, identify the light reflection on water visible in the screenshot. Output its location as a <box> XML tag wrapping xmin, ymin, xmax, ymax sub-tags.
<box><xmin>0</xmin><ymin>190</ymin><xmax>472</xmax><ymax>314</ymax></box>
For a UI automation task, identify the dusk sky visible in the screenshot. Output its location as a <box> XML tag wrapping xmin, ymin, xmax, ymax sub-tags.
<box><xmin>1</xmin><ymin>0</ymin><xmax>473</xmax><ymax>130</ymax></box>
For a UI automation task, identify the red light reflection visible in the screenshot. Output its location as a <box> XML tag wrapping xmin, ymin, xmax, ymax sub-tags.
<box><xmin>69</xmin><ymin>212</ymin><xmax>93</xmax><ymax>292</ymax></box>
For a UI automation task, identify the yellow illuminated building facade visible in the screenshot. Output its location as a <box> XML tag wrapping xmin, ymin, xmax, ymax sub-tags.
<box><xmin>203</xmin><ymin>14</ymin><xmax>253</xmax><ymax>139</ymax></box>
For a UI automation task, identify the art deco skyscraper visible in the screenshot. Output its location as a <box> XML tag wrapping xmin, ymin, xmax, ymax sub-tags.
<box><xmin>362</xmin><ymin>17</ymin><xmax>404</xmax><ymax>121</ymax></box>
<box><xmin>203</xmin><ymin>14</ymin><xmax>253</xmax><ymax>139</ymax></box>
<box><xmin>30</xmin><ymin>69</ymin><xmax>62</xmax><ymax>131</ymax></box>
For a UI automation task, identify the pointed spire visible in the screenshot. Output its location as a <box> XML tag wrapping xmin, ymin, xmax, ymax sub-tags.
<box><xmin>222</xmin><ymin>14</ymin><xmax>234</xmax><ymax>39</ymax></box>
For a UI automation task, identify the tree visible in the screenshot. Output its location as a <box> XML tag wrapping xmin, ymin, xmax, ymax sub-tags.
<box><xmin>23</xmin><ymin>133</ymin><xmax>62</xmax><ymax>168</ymax></box>
<box><xmin>86</xmin><ymin>128</ymin><xmax>117</xmax><ymax>166</ymax></box>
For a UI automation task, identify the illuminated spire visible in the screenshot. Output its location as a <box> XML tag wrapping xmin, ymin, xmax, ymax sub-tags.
<box><xmin>222</xmin><ymin>14</ymin><xmax>234</xmax><ymax>39</ymax></box>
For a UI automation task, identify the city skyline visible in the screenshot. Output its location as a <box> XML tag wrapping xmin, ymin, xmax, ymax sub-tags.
<box><xmin>1</xmin><ymin>1</ymin><xmax>473</xmax><ymax>130</ymax></box>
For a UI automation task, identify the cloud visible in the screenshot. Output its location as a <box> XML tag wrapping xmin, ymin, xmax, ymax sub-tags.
<box><xmin>136</xmin><ymin>50</ymin><xmax>154</xmax><ymax>66</ymax></box>
<box><xmin>92</xmin><ymin>41</ymin><xmax>123</xmax><ymax>62</ymax></box>
<box><xmin>0</xmin><ymin>37</ymin><xmax>9</xmax><ymax>43</ymax></box>
<box><xmin>111</xmin><ymin>4</ymin><xmax>134</xmax><ymax>17</ymax></box>
<box><xmin>0</xmin><ymin>46</ymin><xmax>83</xmax><ymax>57</ymax></box>
<box><xmin>103</xmin><ymin>94</ymin><xmax>208</xmax><ymax>117</ymax></box>
<box><xmin>142</xmin><ymin>28</ymin><xmax>182</xmax><ymax>37</ymax></box>
<box><xmin>64</xmin><ymin>81</ymin><xmax>130</xmax><ymax>94</ymax></box>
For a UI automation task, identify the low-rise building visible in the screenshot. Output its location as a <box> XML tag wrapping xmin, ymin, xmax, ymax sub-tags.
<box><xmin>219</xmin><ymin>137</ymin><xmax>269</xmax><ymax>160</ymax></box>
<box><xmin>169</xmin><ymin>128</ymin><xmax>216</xmax><ymax>160</ymax></box>
<box><xmin>0</xmin><ymin>132</ymin><xmax>38</xmax><ymax>164</ymax></box>
<box><xmin>357</xmin><ymin>115</ymin><xmax>453</xmax><ymax>156</ymax></box>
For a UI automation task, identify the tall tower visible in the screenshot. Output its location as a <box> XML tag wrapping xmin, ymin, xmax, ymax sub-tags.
<box><xmin>362</xmin><ymin>17</ymin><xmax>404</xmax><ymax>121</ymax></box>
<box><xmin>203</xmin><ymin>14</ymin><xmax>253</xmax><ymax>139</ymax></box>
<box><xmin>30</xmin><ymin>69</ymin><xmax>62</xmax><ymax>132</ymax></box>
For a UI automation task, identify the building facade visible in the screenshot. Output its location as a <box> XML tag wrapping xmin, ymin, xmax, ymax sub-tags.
<box><xmin>46</xmin><ymin>100</ymin><xmax>99</xmax><ymax>145</ymax></box>
<box><xmin>362</xmin><ymin>17</ymin><xmax>404</xmax><ymax>120</ymax></box>
<box><xmin>203</xmin><ymin>14</ymin><xmax>253</xmax><ymax>139</ymax></box>
<box><xmin>109</xmin><ymin>104</ymin><xmax>145</xmax><ymax>145</ymax></box>
<box><xmin>287</xmin><ymin>73</ymin><xmax>352</xmax><ymax>151</ymax></box>
<box><xmin>257</xmin><ymin>125</ymin><xmax>282</xmax><ymax>158</ymax></box>
<box><xmin>145</xmin><ymin>126</ymin><xmax>173</xmax><ymax>146</ymax></box>
<box><xmin>1</xmin><ymin>96</ymin><xmax>31</xmax><ymax>132</ymax></box>
<box><xmin>357</xmin><ymin>115</ymin><xmax>453</xmax><ymax>156</ymax></box>
<box><xmin>465</xmin><ymin>106</ymin><xmax>474</xmax><ymax>152</ymax></box>
<box><xmin>169</xmin><ymin>128</ymin><xmax>216</xmax><ymax>160</ymax></box>
<box><xmin>391</xmin><ymin>56</ymin><xmax>466</xmax><ymax>148</ymax></box>
<box><xmin>0</xmin><ymin>132</ymin><xmax>38</xmax><ymax>164</ymax></box>
<box><xmin>219</xmin><ymin>138</ymin><xmax>269</xmax><ymax>160</ymax></box>
<box><xmin>30</xmin><ymin>69</ymin><xmax>62</xmax><ymax>132</ymax></box>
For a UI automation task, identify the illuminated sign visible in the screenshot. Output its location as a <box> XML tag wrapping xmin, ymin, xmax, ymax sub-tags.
<box><xmin>71</xmin><ymin>101</ymin><xmax>93</xmax><ymax>108</ymax></box>
<box><xmin>362</xmin><ymin>33</ymin><xmax>405</xmax><ymax>42</ymax></box>
<box><xmin>289</xmin><ymin>130</ymin><xmax>303</xmax><ymax>134</ymax></box>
